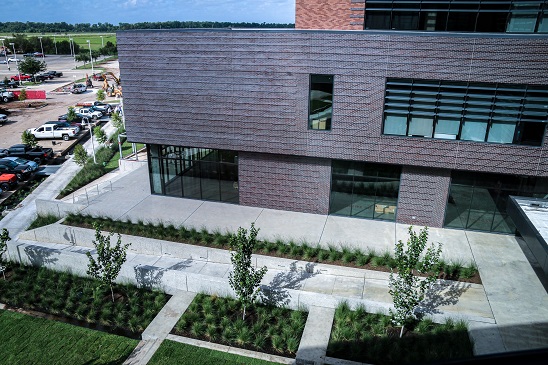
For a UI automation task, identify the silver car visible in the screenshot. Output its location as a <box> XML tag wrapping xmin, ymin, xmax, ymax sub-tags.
<box><xmin>1</xmin><ymin>157</ymin><xmax>40</xmax><ymax>171</ymax></box>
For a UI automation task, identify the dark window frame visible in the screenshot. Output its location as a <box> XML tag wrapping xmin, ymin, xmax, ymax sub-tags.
<box><xmin>308</xmin><ymin>74</ymin><xmax>334</xmax><ymax>131</ymax></box>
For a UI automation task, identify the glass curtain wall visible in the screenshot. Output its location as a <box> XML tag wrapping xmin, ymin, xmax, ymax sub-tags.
<box><xmin>383</xmin><ymin>79</ymin><xmax>548</xmax><ymax>146</ymax></box>
<box><xmin>445</xmin><ymin>171</ymin><xmax>548</xmax><ymax>233</ymax></box>
<box><xmin>364</xmin><ymin>0</ymin><xmax>548</xmax><ymax>33</ymax></box>
<box><xmin>148</xmin><ymin>144</ymin><xmax>239</xmax><ymax>204</ymax></box>
<box><xmin>330</xmin><ymin>160</ymin><xmax>401</xmax><ymax>221</ymax></box>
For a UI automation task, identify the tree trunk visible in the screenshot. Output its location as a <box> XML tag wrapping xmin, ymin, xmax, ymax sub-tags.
<box><xmin>242</xmin><ymin>305</ymin><xmax>246</xmax><ymax>321</ymax></box>
<box><xmin>110</xmin><ymin>284</ymin><xmax>115</xmax><ymax>303</ymax></box>
<box><xmin>399</xmin><ymin>324</ymin><xmax>405</xmax><ymax>338</ymax></box>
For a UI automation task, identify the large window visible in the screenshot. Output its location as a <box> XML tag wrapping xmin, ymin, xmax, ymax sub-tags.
<box><xmin>382</xmin><ymin>79</ymin><xmax>548</xmax><ymax>146</ymax></box>
<box><xmin>364</xmin><ymin>0</ymin><xmax>548</xmax><ymax>33</ymax></box>
<box><xmin>148</xmin><ymin>145</ymin><xmax>239</xmax><ymax>204</ymax></box>
<box><xmin>309</xmin><ymin>74</ymin><xmax>334</xmax><ymax>130</ymax></box>
<box><xmin>330</xmin><ymin>161</ymin><xmax>401</xmax><ymax>221</ymax></box>
<box><xmin>445</xmin><ymin>171</ymin><xmax>548</xmax><ymax>233</ymax></box>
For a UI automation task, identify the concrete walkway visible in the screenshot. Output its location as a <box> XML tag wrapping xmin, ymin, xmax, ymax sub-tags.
<box><xmin>2</xmin><ymin>163</ymin><xmax>548</xmax><ymax>362</ymax></box>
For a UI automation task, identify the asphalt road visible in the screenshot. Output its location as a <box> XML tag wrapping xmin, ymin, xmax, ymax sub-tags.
<box><xmin>0</xmin><ymin>55</ymin><xmax>120</xmax><ymax>152</ymax></box>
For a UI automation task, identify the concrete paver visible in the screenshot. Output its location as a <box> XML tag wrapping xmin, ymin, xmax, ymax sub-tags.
<box><xmin>296</xmin><ymin>306</ymin><xmax>335</xmax><ymax>365</ymax></box>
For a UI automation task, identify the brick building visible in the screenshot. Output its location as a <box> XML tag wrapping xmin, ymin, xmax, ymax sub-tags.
<box><xmin>118</xmin><ymin>0</ymin><xmax>548</xmax><ymax>234</ymax></box>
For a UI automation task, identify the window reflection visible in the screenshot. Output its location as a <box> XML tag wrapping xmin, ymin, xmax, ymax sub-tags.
<box><xmin>330</xmin><ymin>161</ymin><xmax>401</xmax><ymax>221</ymax></box>
<box><xmin>147</xmin><ymin>145</ymin><xmax>239</xmax><ymax>204</ymax></box>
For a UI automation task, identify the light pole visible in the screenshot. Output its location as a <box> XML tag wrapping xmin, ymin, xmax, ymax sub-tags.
<box><xmin>87</xmin><ymin>119</ymin><xmax>97</xmax><ymax>164</ymax></box>
<box><xmin>9</xmin><ymin>43</ymin><xmax>21</xmax><ymax>85</ymax></box>
<box><xmin>87</xmin><ymin>40</ymin><xmax>94</xmax><ymax>75</ymax></box>
<box><xmin>100</xmin><ymin>36</ymin><xmax>104</xmax><ymax>47</ymax></box>
<box><xmin>69</xmin><ymin>38</ymin><xmax>76</xmax><ymax>69</ymax></box>
<box><xmin>53</xmin><ymin>35</ymin><xmax>57</xmax><ymax>54</ymax></box>
<box><xmin>0</xmin><ymin>39</ymin><xmax>7</xmax><ymax>69</ymax></box>
<box><xmin>38</xmin><ymin>37</ymin><xmax>44</xmax><ymax>60</ymax></box>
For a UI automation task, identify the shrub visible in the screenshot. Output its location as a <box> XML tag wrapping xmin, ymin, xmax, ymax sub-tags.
<box><xmin>93</xmin><ymin>126</ymin><xmax>107</xmax><ymax>145</ymax></box>
<box><xmin>18</xmin><ymin>89</ymin><xmax>27</xmax><ymax>101</ymax></box>
<box><xmin>96</xmin><ymin>89</ymin><xmax>106</xmax><ymax>101</ymax></box>
<box><xmin>73</xmin><ymin>144</ymin><xmax>89</xmax><ymax>166</ymax></box>
<box><xmin>21</xmin><ymin>130</ymin><xmax>37</xmax><ymax>147</ymax></box>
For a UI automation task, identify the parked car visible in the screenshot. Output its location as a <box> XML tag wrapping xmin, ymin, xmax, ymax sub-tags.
<box><xmin>70</xmin><ymin>84</ymin><xmax>87</xmax><ymax>94</ymax></box>
<box><xmin>45</xmin><ymin>71</ymin><xmax>63</xmax><ymax>78</ymax></box>
<box><xmin>58</xmin><ymin>113</ymin><xmax>90</xmax><ymax>125</ymax></box>
<box><xmin>0</xmin><ymin>89</ymin><xmax>14</xmax><ymax>102</ymax></box>
<box><xmin>23</xmin><ymin>53</ymin><xmax>35</xmax><ymax>58</ymax></box>
<box><xmin>11</xmin><ymin>74</ymin><xmax>31</xmax><ymax>82</ymax></box>
<box><xmin>77</xmin><ymin>107</ymin><xmax>103</xmax><ymax>120</ymax></box>
<box><xmin>33</xmin><ymin>52</ymin><xmax>44</xmax><ymax>57</ymax></box>
<box><xmin>2</xmin><ymin>80</ymin><xmax>18</xmax><ymax>88</ymax></box>
<box><xmin>0</xmin><ymin>173</ymin><xmax>18</xmax><ymax>191</ymax></box>
<box><xmin>0</xmin><ymin>114</ymin><xmax>7</xmax><ymax>126</ymax></box>
<box><xmin>92</xmin><ymin>73</ymin><xmax>104</xmax><ymax>81</ymax></box>
<box><xmin>7</xmin><ymin>57</ymin><xmax>18</xmax><ymax>63</ymax></box>
<box><xmin>0</xmin><ymin>157</ymin><xmax>39</xmax><ymax>171</ymax></box>
<box><xmin>37</xmin><ymin>72</ymin><xmax>54</xmax><ymax>80</ymax></box>
<box><xmin>30</xmin><ymin>75</ymin><xmax>47</xmax><ymax>83</ymax></box>
<box><xmin>45</xmin><ymin>120</ymin><xmax>81</xmax><ymax>134</ymax></box>
<box><xmin>27</xmin><ymin>124</ymin><xmax>79</xmax><ymax>141</ymax></box>
<box><xmin>3</xmin><ymin>144</ymin><xmax>54</xmax><ymax>163</ymax></box>
<box><xmin>0</xmin><ymin>159</ymin><xmax>33</xmax><ymax>180</ymax></box>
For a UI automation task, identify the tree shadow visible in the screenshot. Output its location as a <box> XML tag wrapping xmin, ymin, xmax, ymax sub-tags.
<box><xmin>23</xmin><ymin>245</ymin><xmax>60</xmax><ymax>266</ymax></box>
<box><xmin>417</xmin><ymin>280</ymin><xmax>471</xmax><ymax>316</ymax></box>
<box><xmin>134</xmin><ymin>258</ymin><xmax>192</xmax><ymax>290</ymax></box>
<box><xmin>261</xmin><ymin>261</ymin><xmax>318</xmax><ymax>307</ymax></box>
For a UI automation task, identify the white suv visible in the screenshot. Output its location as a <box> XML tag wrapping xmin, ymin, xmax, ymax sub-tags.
<box><xmin>71</xmin><ymin>84</ymin><xmax>87</xmax><ymax>94</ymax></box>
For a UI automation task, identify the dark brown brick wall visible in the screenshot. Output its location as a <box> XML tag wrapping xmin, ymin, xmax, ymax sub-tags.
<box><xmin>296</xmin><ymin>0</ymin><xmax>364</xmax><ymax>30</ymax></box>
<box><xmin>239</xmin><ymin>152</ymin><xmax>331</xmax><ymax>214</ymax></box>
<box><xmin>397</xmin><ymin>167</ymin><xmax>451</xmax><ymax>227</ymax></box>
<box><xmin>117</xmin><ymin>29</ymin><xmax>548</xmax><ymax>224</ymax></box>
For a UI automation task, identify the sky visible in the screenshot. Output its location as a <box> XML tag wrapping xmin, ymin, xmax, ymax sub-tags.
<box><xmin>6</xmin><ymin>0</ymin><xmax>295</xmax><ymax>24</ymax></box>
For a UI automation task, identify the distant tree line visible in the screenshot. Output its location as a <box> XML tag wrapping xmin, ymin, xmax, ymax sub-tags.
<box><xmin>1</xmin><ymin>34</ymin><xmax>117</xmax><ymax>57</ymax></box>
<box><xmin>0</xmin><ymin>21</ymin><xmax>294</xmax><ymax>33</ymax></box>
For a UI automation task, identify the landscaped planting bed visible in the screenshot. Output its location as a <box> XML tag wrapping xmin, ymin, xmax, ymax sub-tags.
<box><xmin>327</xmin><ymin>302</ymin><xmax>473</xmax><ymax>365</ymax></box>
<box><xmin>0</xmin><ymin>263</ymin><xmax>170</xmax><ymax>337</ymax></box>
<box><xmin>171</xmin><ymin>294</ymin><xmax>307</xmax><ymax>357</ymax></box>
<box><xmin>63</xmin><ymin>213</ymin><xmax>481</xmax><ymax>283</ymax></box>
<box><xmin>149</xmin><ymin>340</ymin><xmax>282</xmax><ymax>365</ymax></box>
<box><xmin>0</xmin><ymin>309</ymin><xmax>138</xmax><ymax>365</ymax></box>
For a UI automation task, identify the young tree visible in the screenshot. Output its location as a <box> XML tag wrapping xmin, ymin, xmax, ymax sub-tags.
<box><xmin>18</xmin><ymin>57</ymin><xmax>47</xmax><ymax>77</ymax></box>
<box><xmin>75</xmin><ymin>52</ymin><xmax>90</xmax><ymax>65</ymax></box>
<box><xmin>73</xmin><ymin>144</ymin><xmax>89</xmax><ymax>166</ymax></box>
<box><xmin>21</xmin><ymin>129</ymin><xmax>37</xmax><ymax>147</ymax></box>
<box><xmin>86</xmin><ymin>222</ymin><xmax>131</xmax><ymax>302</ymax></box>
<box><xmin>0</xmin><ymin>229</ymin><xmax>11</xmax><ymax>279</ymax></box>
<box><xmin>111</xmin><ymin>111</ymin><xmax>124</xmax><ymax>131</ymax></box>
<box><xmin>94</xmin><ymin>126</ymin><xmax>107</xmax><ymax>145</ymax></box>
<box><xmin>389</xmin><ymin>226</ymin><xmax>442</xmax><ymax>338</ymax></box>
<box><xmin>66</xmin><ymin>106</ymin><xmax>77</xmax><ymax>122</ymax></box>
<box><xmin>18</xmin><ymin>89</ymin><xmax>27</xmax><ymax>101</ymax></box>
<box><xmin>96</xmin><ymin>89</ymin><xmax>106</xmax><ymax>102</ymax></box>
<box><xmin>228</xmin><ymin>223</ymin><xmax>267</xmax><ymax>320</ymax></box>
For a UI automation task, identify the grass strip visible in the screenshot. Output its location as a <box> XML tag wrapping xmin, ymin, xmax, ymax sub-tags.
<box><xmin>149</xmin><ymin>340</ymin><xmax>281</xmax><ymax>365</ymax></box>
<box><xmin>327</xmin><ymin>302</ymin><xmax>473</xmax><ymax>364</ymax></box>
<box><xmin>0</xmin><ymin>309</ymin><xmax>137</xmax><ymax>365</ymax></box>
<box><xmin>0</xmin><ymin>263</ymin><xmax>169</xmax><ymax>335</ymax></box>
<box><xmin>63</xmin><ymin>213</ymin><xmax>480</xmax><ymax>283</ymax></box>
<box><xmin>171</xmin><ymin>294</ymin><xmax>307</xmax><ymax>358</ymax></box>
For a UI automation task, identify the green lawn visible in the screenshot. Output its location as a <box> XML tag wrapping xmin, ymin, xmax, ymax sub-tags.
<box><xmin>0</xmin><ymin>310</ymin><xmax>137</xmax><ymax>365</ymax></box>
<box><xmin>105</xmin><ymin>142</ymin><xmax>145</xmax><ymax>171</ymax></box>
<box><xmin>148</xmin><ymin>340</ymin><xmax>280</xmax><ymax>365</ymax></box>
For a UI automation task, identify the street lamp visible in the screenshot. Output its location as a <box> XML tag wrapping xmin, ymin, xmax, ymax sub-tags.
<box><xmin>38</xmin><ymin>36</ymin><xmax>44</xmax><ymax>60</ymax></box>
<box><xmin>86</xmin><ymin>40</ymin><xmax>94</xmax><ymax>75</ymax></box>
<box><xmin>69</xmin><ymin>38</ymin><xmax>76</xmax><ymax>69</ymax></box>
<box><xmin>100</xmin><ymin>36</ymin><xmax>104</xmax><ymax>47</ymax></box>
<box><xmin>53</xmin><ymin>35</ymin><xmax>57</xmax><ymax>54</ymax></box>
<box><xmin>9</xmin><ymin>43</ymin><xmax>22</xmax><ymax>85</ymax></box>
<box><xmin>0</xmin><ymin>39</ymin><xmax>7</xmax><ymax>68</ymax></box>
<box><xmin>86</xmin><ymin>119</ymin><xmax>97</xmax><ymax>164</ymax></box>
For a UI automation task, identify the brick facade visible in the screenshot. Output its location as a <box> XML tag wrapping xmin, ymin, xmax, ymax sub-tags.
<box><xmin>396</xmin><ymin>167</ymin><xmax>452</xmax><ymax>227</ymax></box>
<box><xmin>117</xmin><ymin>29</ymin><xmax>548</xmax><ymax>226</ymax></box>
<box><xmin>239</xmin><ymin>152</ymin><xmax>331</xmax><ymax>214</ymax></box>
<box><xmin>296</xmin><ymin>0</ymin><xmax>364</xmax><ymax>30</ymax></box>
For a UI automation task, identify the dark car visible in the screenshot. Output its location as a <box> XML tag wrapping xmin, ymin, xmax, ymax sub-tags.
<box><xmin>0</xmin><ymin>159</ymin><xmax>33</xmax><ymax>180</ymax></box>
<box><xmin>45</xmin><ymin>71</ymin><xmax>63</xmax><ymax>78</ymax></box>
<box><xmin>58</xmin><ymin>113</ymin><xmax>90</xmax><ymax>125</ymax></box>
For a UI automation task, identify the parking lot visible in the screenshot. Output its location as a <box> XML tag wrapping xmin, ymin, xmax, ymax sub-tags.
<box><xmin>0</xmin><ymin>55</ymin><xmax>120</xmax><ymax>151</ymax></box>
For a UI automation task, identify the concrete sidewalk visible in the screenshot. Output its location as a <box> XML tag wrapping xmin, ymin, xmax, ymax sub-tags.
<box><xmin>3</xmin><ymin>163</ymin><xmax>548</xmax><ymax>359</ymax></box>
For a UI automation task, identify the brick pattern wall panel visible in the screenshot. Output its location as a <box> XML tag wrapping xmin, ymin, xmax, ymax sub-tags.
<box><xmin>238</xmin><ymin>152</ymin><xmax>331</xmax><ymax>214</ymax></box>
<box><xmin>118</xmin><ymin>30</ymin><xmax>548</xmax><ymax>177</ymax></box>
<box><xmin>296</xmin><ymin>0</ymin><xmax>363</xmax><ymax>30</ymax></box>
<box><xmin>397</xmin><ymin>167</ymin><xmax>451</xmax><ymax>228</ymax></box>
